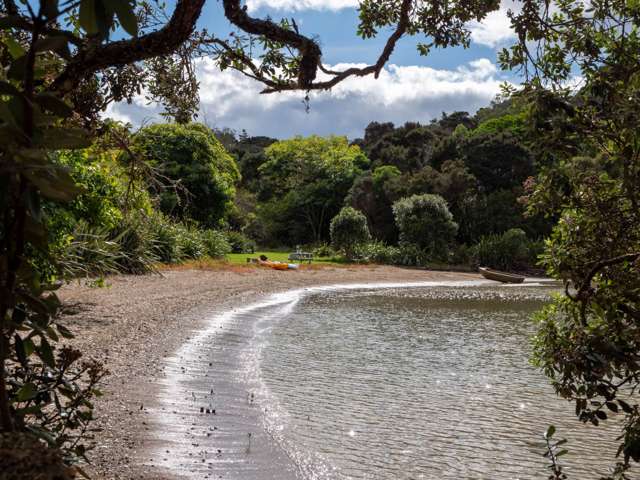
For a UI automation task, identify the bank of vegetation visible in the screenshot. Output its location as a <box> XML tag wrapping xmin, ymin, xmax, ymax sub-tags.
<box><xmin>44</xmin><ymin>102</ymin><xmax>548</xmax><ymax>283</ymax></box>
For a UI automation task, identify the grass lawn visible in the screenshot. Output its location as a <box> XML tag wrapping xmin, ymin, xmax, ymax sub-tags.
<box><xmin>225</xmin><ymin>251</ymin><xmax>344</xmax><ymax>266</ymax></box>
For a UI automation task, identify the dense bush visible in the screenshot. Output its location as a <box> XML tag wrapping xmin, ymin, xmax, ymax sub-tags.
<box><xmin>148</xmin><ymin>213</ymin><xmax>183</xmax><ymax>263</ymax></box>
<box><xmin>225</xmin><ymin>231</ymin><xmax>257</xmax><ymax>253</ymax></box>
<box><xmin>330</xmin><ymin>207</ymin><xmax>371</xmax><ymax>259</ymax></box>
<box><xmin>59</xmin><ymin>221</ymin><xmax>125</xmax><ymax>278</ymax></box>
<box><xmin>393</xmin><ymin>243</ymin><xmax>431</xmax><ymax>266</ymax></box>
<box><xmin>392</xmin><ymin>194</ymin><xmax>458</xmax><ymax>260</ymax></box>
<box><xmin>129</xmin><ymin>123</ymin><xmax>240</xmax><ymax>227</ymax></box>
<box><xmin>200</xmin><ymin>230</ymin><xmax>232</xmax><ymax>258</ymax></box>
<box><xmin>148</xmin><ymin>214</ymin><xmax>231</xmax><ymax>262</ymax></box>
<box><xmin>176</xmin><ymin>224</ymin><xmax>206</xmax><ymax>259</ymax></box>
<box><xmin>472</xmin><ymin>228</ymin><xmax>533</xmax><ymax>271</ymax></box>
<box><xmin>354</xmin><ymin>241</ymin><xmax>400</xmax><ymax>264</ymax></box>
<box><xmin>45</xmin><ymin>149</ymin><xmax>154</xmax><ymax>280</ymax></box>
<box><xmin>111</xmin><ymin>215</ymin><xmax>158</xmax><ymax>274</ymax></box>
<box><xmin>313</xmin><ymin>243</ymin><xmax>337</xmax><ymax>258</ymax></box>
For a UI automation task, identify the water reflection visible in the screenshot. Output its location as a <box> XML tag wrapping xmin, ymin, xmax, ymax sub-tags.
<box><xmin>258</xmin><ymin>285</ymin><xmax>625</xmax><ymax>480</ymax></box>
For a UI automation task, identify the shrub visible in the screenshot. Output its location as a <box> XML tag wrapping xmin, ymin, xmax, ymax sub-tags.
<box><xmin>176</xmin><ymin>225</ymin><xmax>206</xmax><ymax>259</ymax></box>
<box><xmin>392</xmin><ymin>194</ymin><xmax>458</xmax><ymax>260</ymax></box>
<box><xmin>449</xmin><ymin>243</ymin><xmax>473</xmax><ymax>266</ymax></box>
<box><xmin>330</xmin><ymin>207</ymin><xmax>371</xmax><ymax>260</ymax></box>
<box><xmin>354</xmin><ymin>241</ymin><xmax>400</xmax><ymax>264</ymax></box>
<box><xmin>394</xmin><ymin>243</ymin><xmax>430</xmax><ymax>266</ymax></box>
<box><xmin>472</xmin><ymin>228</ymin><xmax>532</xmax><ymax>270</ymax></box>
<box><xmin>112</xmin><ymin>215</ymin><xmax>158</xmax><ymax>274</ymax></box>
<box><xmin>313</xmin><ymin>243</ymin><xmax>336</xmax><ymax>258</ymax></box>
<box><xmin>225</xmin><ymin>230</ymin><xmax>256</xmax><ymax>253</ymax></box>
<box><xmin>148</xmin><ymin>213</ymin><xmax>182</xmax><ymax>263</ymax></box>
<box><xmin>59</xmin><ymin>221</ymin><xmax>125</xmax><ymax>278</ymax></box>
<box><xmin>527</xmin><ymin>238</ymin><xmax>545</xmax><ymax>266</ymax></box>
<box><xmin>201</xmin><ymin>229</ymin><xmax>232</xmax><ymax>258</ymax></box>
<box><xmin>128</xmin><ymin>123</ymin><xmax>240</xmax><ymax>227</ymax></box>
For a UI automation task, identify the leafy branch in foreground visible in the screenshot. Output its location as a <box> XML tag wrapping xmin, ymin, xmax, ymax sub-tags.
<box><xmin>501</xmin><ymin>0</ymin><xmax>640</xmax><ymax>475</ymax></box>
<box><xmin>543</xmin><ymin>426</ymin><xmax>568</xmax><ymax>480</ymax></box>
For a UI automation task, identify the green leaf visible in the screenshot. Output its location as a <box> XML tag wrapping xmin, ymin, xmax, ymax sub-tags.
<box><xmin>17</xmin><ymin>290</ymin><xmax>50</xmax><ymax>316</ymax></box>
<box><xmin>15</xmin><ymin>382</ymin><xmax>38</xmax><ymax>402</ymax></box>
<box><xmin>606</xmin><ymin>401</ymin><xmax>619</xmax><ymax>413</ymax></box>
<box><xmin>618</xmin><ymin>399</ymin><xmax>634</xmax><ymax>414</ymax></box>
<box><xmin>79</xmin><ymin>0</ymin><xmax>99</xmax><ymax>35</ymax></box>
<box><xmin>34</xmin><ymin>93</ymin><xmax>73</xmax><ymax>118</ymax></box>
<box><xmin>24</xmin><ymin>164</ymin><xmax>83</xmax><ymax>202</ymax></box>
<box><xmin>23</xmin><ymin>338</ymin><xmax>36</xmax><ymax>358</ymax></box>
<box><xmin>91</xmin><ymin>388</ymin><xmax>103</xmax><ymax>397</ymax></box>
<box><xmin>35</xmin><ymin>127</ymin><xmax>92</xmax><ymax>149</ymax></box>
<box><xmin>42</xmin><ymin>0</ymin><xmax>59</xmax><ymax>20</ymax></box>
<box><xmin>25</xmin><ymin>426</ymin><xmax>56</xmax><ymax>446</ymax></box>
<box><xmin>46</xmin><ymin>326</ymin><xmax>59</xmax><ymax>342</ymax></box>
<box><xmin>7</xmin><ymin>55</ymin><xmax>28</xmax><ymax>81</ymax></box>
<box><xmin>57</xmin><ymin>324</ymin><xmax>75</xmax><ymax>339</ymax></box>
<box><xmin>15</xmin><ymin>405</ymin><xmax>42</xmax><ymax>416</ymax></box>
<box><xmin>93</xmin><ymin>0</ymin><xmax>114</xmax><ymax>38</ymax></box>
<box><xmin>3</xmin><ymin>36</ymin><xmax>26</xmax><ymax>59</ymax></box>
<box><xmin>11</xmin><ymin>305</ymin><xmax>26</xmax><ymax>325</ymax></box>
<box><xmin>14</xmin><ymin>334</ymin><xmax>28</xmax><ymax>366</ymax></box>
<box><xmin>72</xmin><ymin>465</ymin><xmax>91</xmax><ymax>479</ymax></box>
<box><xmin>544</xmin><ymin>425</ymin><xmax>556</xmax><ymax>439</ymax></box>
<box><xmin>112</xmin><ymin>0</ymin><xmax>138</xmax><ymax>36</ymax></box>
<box><xmin>38</xmin><ymin>337</ymin><xmax>55</xmax><ymax>368</ymax></box>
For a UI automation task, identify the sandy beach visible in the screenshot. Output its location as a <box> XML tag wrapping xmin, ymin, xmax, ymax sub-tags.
<box><xmin>58</xmin><ymin>265</ymin><xmax>480</xmax><ymax>479</ymax></box>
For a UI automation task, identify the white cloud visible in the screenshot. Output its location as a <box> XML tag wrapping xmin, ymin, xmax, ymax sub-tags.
<box><xmin>105</xmin><ymin>57</ymin><xmax>504</xmax><ymax>138</ymax></box>
<box><xmin>246</xmin><ymin>0</ymin><xmax>358</xmax><ymax>11</ymax></box>
<box><xmin>467</xmin><ymin>1</ymin><xmax>518</xmax><ymax>48</ymax></box>
<box><xmin>246</xmin><ymin>0</ymin><xmax>516</xmax><ymax>48</ymax></box>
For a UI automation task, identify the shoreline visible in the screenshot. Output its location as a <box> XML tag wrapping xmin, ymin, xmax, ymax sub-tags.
<box><xmin>59</xmin><ymin>266</ymin><xmax>480</xmax><ymax>479</ymax></box>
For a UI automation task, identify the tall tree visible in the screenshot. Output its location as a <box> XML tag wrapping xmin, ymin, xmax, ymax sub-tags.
<box><xmin>258</xmin><ymin>136</ymin><xmax>368</xmax><ymax>244</ymax></box>
<box><xmin>129</xmin><ymin>123</ymin><xmax>239</xmax><ymax>227</ymax></box>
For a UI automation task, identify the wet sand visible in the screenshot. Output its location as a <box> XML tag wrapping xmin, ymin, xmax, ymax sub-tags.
<box><xmin>59</xmin><ymin>265</ymin><xmax>479</xmax><ymax>479</ymax></box>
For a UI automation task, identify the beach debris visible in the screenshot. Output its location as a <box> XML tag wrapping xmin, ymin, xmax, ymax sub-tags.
<box><xmin>246</xmin><ymin>432</ymin><xmax>252</xmax><ymax>453</ymax></box>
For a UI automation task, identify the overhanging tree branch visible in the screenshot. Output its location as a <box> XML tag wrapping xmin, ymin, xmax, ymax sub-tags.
<box><xmin>51</xmin><ymin>0</ymin><xmax>207</xmax><ymax>94</ymax></box>
<box><xmin>222</xmin><ymin>0</ymin><xmax>322</xmax><ymax>89</ymax></box>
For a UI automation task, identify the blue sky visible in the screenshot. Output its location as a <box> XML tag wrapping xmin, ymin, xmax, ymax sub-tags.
<box><xmin>107</xmin><ymin>1</ymin><xmax>518</xmax><ymax>139</ymax></box>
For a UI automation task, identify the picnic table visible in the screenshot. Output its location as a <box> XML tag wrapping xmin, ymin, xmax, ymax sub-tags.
<box><xmin>288</xmin><ymin>251</ymin><xmax>313</xmax><ymax>263</ymax></box>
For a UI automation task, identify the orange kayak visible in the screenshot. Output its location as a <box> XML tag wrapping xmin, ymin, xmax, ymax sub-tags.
<box><xmin>259</xmin><ymin>260</ymin><xmax>290</xmax><ymax>270</ymax></box>
<box><xmin>269</xmin><ymin>262</ymin><xmax>289</xmax><ymax>270</ymax></box>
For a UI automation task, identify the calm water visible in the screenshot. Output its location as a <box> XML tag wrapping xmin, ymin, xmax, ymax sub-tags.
<box><xmin>251</xmin><ymin>285</ymin><xmax>624</xmax><ymax>480</ymax></box>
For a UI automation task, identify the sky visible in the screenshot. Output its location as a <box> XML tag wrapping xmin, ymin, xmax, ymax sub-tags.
<box><xmin>106</xmin><ymin>1</ymin><xmax>519</xmax><ymax>139</ymax></box>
